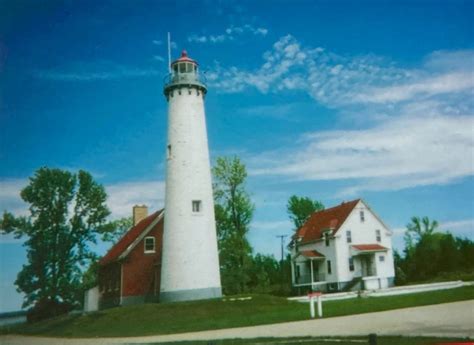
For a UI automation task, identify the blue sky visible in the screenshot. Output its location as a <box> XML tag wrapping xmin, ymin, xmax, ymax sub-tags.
<box><xmin>1</xmin><ymin>0</ymin><xmax>473</xmax><ymax>312</ymax></box>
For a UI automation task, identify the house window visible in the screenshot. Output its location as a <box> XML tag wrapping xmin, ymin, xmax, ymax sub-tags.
<box><xmin>192</xmin><ymin>200</ymin><xmax>202</xmax><ymax>212</ymax></box>
<box><xmin>167</xmin><ymin>144</ymin><xmax>171</xmax><ymax>159</ymax></box>
<box><xmin>376</xmin><ymin>229</ymin><xmax>381</xmax><ymax>242</ymax></box>
<box><xmin>325</xmin><ymin>233</ymin><xmax>330</xmax><ymax>247</ymax></box>
<box><xmin>295</xmin><ymin>264</ymin><xmax>300</xmax><ymax>278</ymax></box>
<box><xmin>346</xmin><ymin>230</ymin><xmax>352</xmax><ymax>243</ymax></box>
<box><xmin>360</xmin><ymin>210</ymin><xmax>365</xmax><ymax>222</ymax></box>
<box><xmin>327</xmin><ymin>260</ymin><xmax>332</xmax><ymax>275</ymax></box>
<box><xmin>144</xmin><ymin>236</ymin><xmax>155</xmax><ymax>253</ymax></box>
<box><xmin>349</xmin><ymin>257</ymin><xmax>354</xmax><ymax>271</ymax></box>
<box><xmin>379</xmin><ymin>255</ymin><xmax>385</xmax><ymax>262</ymax></box>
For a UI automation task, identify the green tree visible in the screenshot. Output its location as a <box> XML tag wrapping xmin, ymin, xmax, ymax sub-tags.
<box><xmin>0</xmin><ymin>168</ymin><xmax>112</xmax><ymax>308</ymax></box>
<box><xmin>101</xmin><ymin>216</ymin><xmax>132</xmax><ymax>244</ymax></box>
<box><xmin>213</xmin><ymin>156</ymin><xmax>255</xmax><ymax>294</ymax></box>
<box><xmin>404</xmin><ymin>216</ymin><xmax>439</xmax><ymax>251</ymax></box>
<box><xmin>287</xmin><ymin>195</ymin><xmax>324</xmax><ymax>230</ymax></box>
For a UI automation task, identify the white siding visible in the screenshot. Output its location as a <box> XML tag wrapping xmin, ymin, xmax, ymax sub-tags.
<box><xmin>334</xmin><ymin>200</ymin><xmax>395</xmax><ymax>283</ymax></box>
<box><xmin>292</xmin><ymin>199</ymin><xmax>395</xmax><ymax>290</ymax></box>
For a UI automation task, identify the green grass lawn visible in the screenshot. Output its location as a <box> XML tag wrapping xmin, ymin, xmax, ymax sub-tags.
<box><xmin>2</xmin><ymin>286</ymin><xmax>473</xmax><ymax>338</ymax></box>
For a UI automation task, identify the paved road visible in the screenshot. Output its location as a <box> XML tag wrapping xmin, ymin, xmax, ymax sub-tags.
<box><xmin>1</xmin><ymin>300</ymin><xmax>473</xmax><ymax>345</ymax></box>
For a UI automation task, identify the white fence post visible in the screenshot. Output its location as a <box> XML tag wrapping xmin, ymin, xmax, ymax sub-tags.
<box><xmin>310</xmin><ymin>296</ymin><xmax>315</xmax><ymax>318</ymax></box>
<box><xmin>317</xmin><ymin>295</ymin><xmax>323</xmax><ymax>317</ymax></box>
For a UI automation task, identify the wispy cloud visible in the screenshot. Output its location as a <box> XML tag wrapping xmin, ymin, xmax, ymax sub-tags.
<box><xmin>0</xmin><ymin>178</ymin><xmax>165</xmax><ymax>221</ymax></box>
<box><xmin>34</xmin><ymin>61</ymin><xmax>162</xmax><ymax>81</ymax></box>
<box><xmin>0</xmin><ymin>179</ymin><xmax>28</xmax><ymax>217</ymax></box>
<box><xmin>209</xmin><ymin>35</ymin><xmax>474</xmax><ymax>194</ymax></box>
<box><xmin>390</xmin><ymin>219</ymin><xmax>474</xmax><ymax>240</ymax></box>
<box><xmin>252</xmin><ymin>220</ymin><xmax>292</xmax><ymax>231</ymax></box>
<box><xmin>106</xmin><ymin>180</ymin><xmax>165</xmax><ymax>219</ymax></box>
<box><xmin>0</xmin><ymin>179</ymin><xmax>28</xmax><ymax>244</ymax></box>
<box><xmin>249</xmin><ymin>113</ymin><xmax>474</xmax><ymax>195</ymax></box>
<box><xmin>188</xmin><ymin>24</ymin><xmax>268</xmax><ymax>44</ymax></box>
<box><xmin>153</xmin><ymin>55</ymin><xmax>165</xmax><ymax>62</ymax></box>
<box><xmin>208</xmin><ymin>35</ymin><xmax>474</xmax><ymax>108</ymax></box>
<box><xmin>236</xmin><ymin>102</ymin><xmax>309</xmax><ymax>120</ymax></box>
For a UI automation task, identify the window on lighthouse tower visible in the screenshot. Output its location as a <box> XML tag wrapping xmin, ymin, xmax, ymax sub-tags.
<box><xmin>192</xmin><ymin>200</ymin><xmax>202</xmax><ymax>213</ymax></box>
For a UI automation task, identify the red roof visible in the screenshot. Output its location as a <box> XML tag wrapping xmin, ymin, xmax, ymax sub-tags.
<box><xmin>301</xmin><ymin>250</ymin><xmax>325</xmax><ymax>258</ymax></box>
<box><xmin>296</xmin><ymin>199</ymin><xmax>360</xmax><ymax>244</ymax></box>
<box><xmin>172</xmin><ymin>50</ymin><xmax>197</xmax><ymax>65</ymax></box>
<box><xmin>100</xmin><ymin>210</ymin><xmax>163</xmax><ymax>266</ymax></box>
<box><xmin>352</xmin><ymin>244</ymin><xmax>387</xmax><ymax>251</ymax></box>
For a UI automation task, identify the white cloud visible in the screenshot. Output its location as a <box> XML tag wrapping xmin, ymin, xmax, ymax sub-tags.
<box><xmin>0</xmin><ymin>178</ymin><xmax>165</xmax><ymax>221</ymax></box>
<box><xmin>353</xmin><ymin>72</ymin><xmax>474</xmax><ymax>104</ymax></box>
<box><xmin>0</xmin><ymin>233</ymin><xmax>24</xmax><ymax>244</ymax></box>
<box><xmin>106</xmin><ymin>180</ymin><xmax>165</xmax><ymax>219</ymax></box>
<box><xmin>207</xmin><ymin>35</ymin><xmax>473</xmax><ymax>194</ymax></box>
<box><xmin>152</xmin><ymin>40</ymin><xmax>163</xmax><ymax>45</ymax></box>
<box><xmin>0</xmin><ymin>179</ymin><xmax>28</xmax><ymax>217</ymax></box>
<box><xmin>249</xmin><ymin>113</ymin><xmax>474</xmax><ymax>195</ymax></box>
<box><xmin>440</xmin><ymin>219</ymin><xmax>474</xmax><ymax>238</ymax></box>
<box><xmin>252</xmin><ymin>220</ymin><xmax>292</xmax><ymax>231</ymax></box>
<box><xmin>35</xmin><ymin>61</ymin><xmax>161</xmax><ymax>81</ymax></box>
<box><xmin>388</xmin><ymin>219</ymin><xmax>474</xmax><ymax>240</ymax></box>
<box><xmin>153</xmin><ymin>55</ymin><xmax>165</xmax><ymax>62</ymax></box>
<box><xmin>188</xmin><ymin>24</ymin><xmax>268</xmax><ymax>44</ymax></box>
<box><xmin>208</xmin><ymin>35</ymin><xmax>474</xmax><ymax>110</ymax></box>
<box><xmin>188</xmin><ymin>35</ymin><xmax>207</xmax><ymax>43</ymax></box>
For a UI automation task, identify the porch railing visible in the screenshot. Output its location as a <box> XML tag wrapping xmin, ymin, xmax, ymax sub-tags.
<box><xmin>295</xmin><ymin>273</ymin><xmax>326</xmax><ymax>285</ymax></box>
<box><xmin>354</xmin><ymin>267</ymin><xmax>377</xmax><ymax>277</ymax></box>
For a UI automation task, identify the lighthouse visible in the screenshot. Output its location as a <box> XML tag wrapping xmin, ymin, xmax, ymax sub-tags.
<box><xmin>160</xmin><ymin>51</ymin><xmax>222</xmax><ymax>302</ymax></box>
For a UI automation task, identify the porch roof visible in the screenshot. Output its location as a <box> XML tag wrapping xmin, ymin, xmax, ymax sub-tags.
<box><xmin>300</xmin><ymin>250</ymin><xmax>325</xmax><ymax>259</ymax></box>
<box><xmin>351</xmin><ymin>244</ymin><xmax>388</xmax><ymax>254</ymax></box>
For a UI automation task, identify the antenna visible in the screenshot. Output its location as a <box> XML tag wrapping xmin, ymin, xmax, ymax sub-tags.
<box><xmin>167</xmin><ymin>32</ymin><xmax>171</xmax><ymax>73</ymax></box>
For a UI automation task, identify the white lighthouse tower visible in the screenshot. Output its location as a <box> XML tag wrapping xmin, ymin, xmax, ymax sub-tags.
<box><xmin>160</xmin><ymin>51</ymin><xmax>222</xmax><ymax>302</ymax></box>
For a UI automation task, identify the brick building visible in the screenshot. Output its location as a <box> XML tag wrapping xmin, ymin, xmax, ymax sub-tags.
<box><xmin>98</xmin><ymin>206</ymin><xmax>164</xmax><ymax>308</ymax></box>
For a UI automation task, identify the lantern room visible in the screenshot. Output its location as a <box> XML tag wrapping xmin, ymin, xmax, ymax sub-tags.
<box><xmin>164</xmin><ymin>50</ymin><xmax>206</xmax><ymax>97</ymax></box>
<box><xmin>171</xmin><ymin>50</ymin><xmax>198</xmax><ymax>75</ymax></box>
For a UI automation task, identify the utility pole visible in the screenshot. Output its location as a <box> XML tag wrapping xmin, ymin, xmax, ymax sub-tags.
<box><xmin>276</xmin><ymin>235</ymin><xmax>288</xmax><ymax>263</ymax></box>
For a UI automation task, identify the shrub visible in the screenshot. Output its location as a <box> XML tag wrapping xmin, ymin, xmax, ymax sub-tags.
<box><xmin>27</xmin><ymin>298</ymin><xmax>73</xmax><ymax>323</ymax></box>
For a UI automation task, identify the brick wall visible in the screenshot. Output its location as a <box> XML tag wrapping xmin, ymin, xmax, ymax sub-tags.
<box><xmin>122</xmin><ymin>221</ymin><xmax>163</xmax><ymax>298</ymax></box>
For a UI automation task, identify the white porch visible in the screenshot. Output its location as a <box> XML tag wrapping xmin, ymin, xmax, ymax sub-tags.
<box><xmin>292</xmin><ymin>250</ymin><xmax>327</xmax><ymax>287</ymax></box>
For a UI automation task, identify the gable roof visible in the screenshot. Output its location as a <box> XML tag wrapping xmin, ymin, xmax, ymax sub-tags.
<box><xmin>295</xmin><ymin>199</ymin><xmax>360</xmax><ymax>244</ymax></box>
<box><xmin>100</xmin><ymin>209</ymin><xmax>164</xmax><ymax>266</ymax></box>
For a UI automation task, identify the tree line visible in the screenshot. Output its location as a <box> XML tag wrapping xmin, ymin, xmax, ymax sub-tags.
<box><xmin>395</xmin><ymin>216</ymin><xmax>474</xmax><ymax>284</ymax></box>
<box><xmin>1</xmin><ymin>159</ymin><xmax>473</xmax><ymax>317</ymax></box>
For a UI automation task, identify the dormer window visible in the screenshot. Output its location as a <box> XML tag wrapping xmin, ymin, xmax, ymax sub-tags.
<box><xmin>325</xmin><ymin>232</ymin><xmax>330</xmax><ymax>246</ymax></box>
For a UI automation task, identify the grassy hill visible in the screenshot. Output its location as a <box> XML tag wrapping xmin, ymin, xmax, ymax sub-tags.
<box><xmin>2</xmin><ymin>286</ymin><xmax>474</xmax><ymax>338</ymax></box>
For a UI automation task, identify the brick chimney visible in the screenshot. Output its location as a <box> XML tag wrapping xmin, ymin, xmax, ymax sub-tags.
<box><xmin>132</xmin><ymin>205</ymin><xmax>148</xmax><ymax>226</ymax></box>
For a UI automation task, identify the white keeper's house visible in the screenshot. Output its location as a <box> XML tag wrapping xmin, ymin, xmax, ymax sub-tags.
<box><xmin>289</xmin><ymin>199</ymin><xmax>395</xmax><ymax>292</ymax></box>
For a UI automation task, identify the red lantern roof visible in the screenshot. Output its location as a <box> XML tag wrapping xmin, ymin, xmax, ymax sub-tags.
<box><xmin>172</xmin><ymin>50</ymin><xmax>198</xmax><ymax>65</ymax></box>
